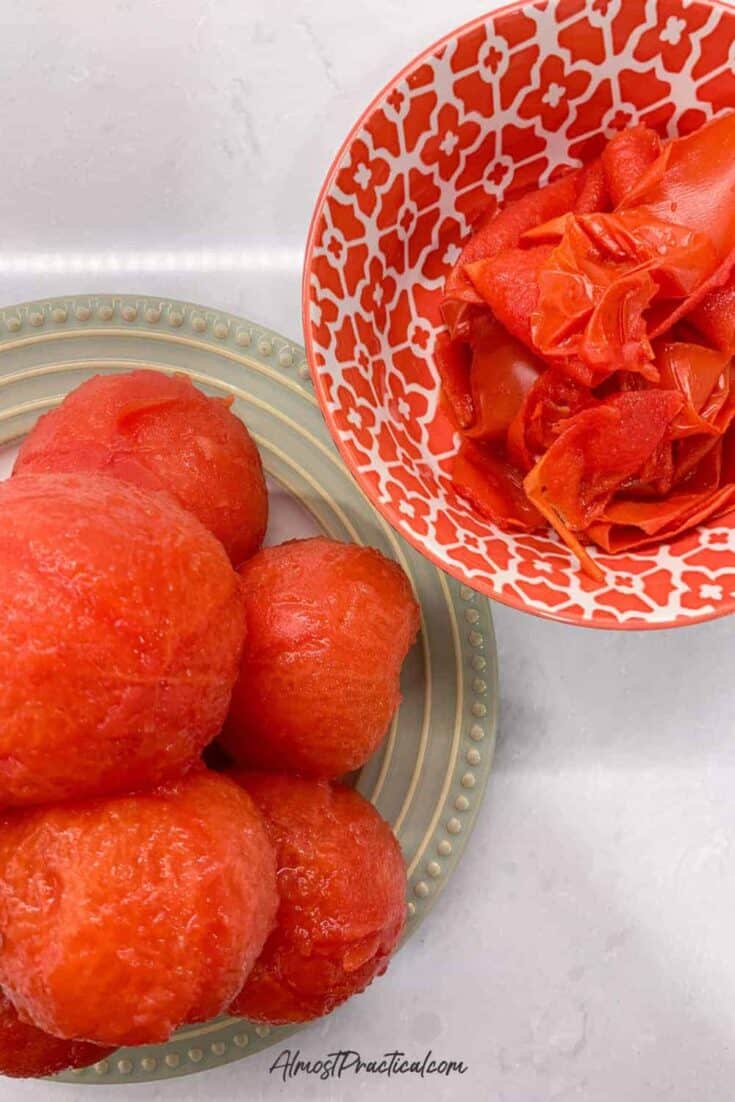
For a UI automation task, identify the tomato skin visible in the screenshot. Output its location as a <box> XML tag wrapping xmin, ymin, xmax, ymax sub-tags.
<box><xmin>435</xmin><ymin>329</ymin><xmax>473</xmax><ymax>429</ymax></box>
<box><xmin>602</xmin><ymin>124</ymin><xmax>662</xmax><ymax>206</ymax></box>
<box><xmin>463</xmin><ymin>314</ymin><xmax>543</xmax><ymax>442</ymax></box>
<box><xmin>688</xmin><ymin>279</ymin><xmax>735</xmax><ymax>354</ymax></box>
<box><xmin>436</xmin><ymin>115</ymin><xmax>735</xmax><ymax>577</ymax></box>
<box><xmin>452</xmin><ymin>440</ymin><xmax>544</xmax><ymax>531</ymax></box>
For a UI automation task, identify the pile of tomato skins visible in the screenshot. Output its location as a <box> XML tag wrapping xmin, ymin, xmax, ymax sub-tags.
<box><xmin>439</xmin><ymin>112</ymin><xmax>735</xmax><ymax>579</ymax></box>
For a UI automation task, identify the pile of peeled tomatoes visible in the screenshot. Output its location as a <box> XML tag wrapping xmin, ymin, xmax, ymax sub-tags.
<box><xmin>0</xmin><ymin>370</ymin><xmax>419</xmax><ymax>1078</ymax></box>
<box><xmin>439</xmin><ymin>112</ymin><xmax>735</xmax><ymax>580</ymax></box>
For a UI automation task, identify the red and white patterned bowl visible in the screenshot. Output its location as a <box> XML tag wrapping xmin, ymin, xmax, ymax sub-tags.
<box><xmin>303</xmin><ymin>0</ymin><xmax>735</xmax><ymax>629</ymax></box>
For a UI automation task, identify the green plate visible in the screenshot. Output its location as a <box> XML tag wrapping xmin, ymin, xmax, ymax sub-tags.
<box><xmin>0</xmin><ymin>294</ymin><xmax>497</xmax><ymax>1083</ymax></box>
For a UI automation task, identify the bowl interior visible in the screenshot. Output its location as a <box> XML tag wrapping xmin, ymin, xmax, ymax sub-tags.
<box><xmin>305</xmin><ymin>0</ymin><xmax>735</xmax><ymax>628</ymax></box>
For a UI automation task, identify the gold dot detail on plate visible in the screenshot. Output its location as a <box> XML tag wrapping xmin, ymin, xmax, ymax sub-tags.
<box><xmin>414</xmin><ymin>880</ymin><xmax>430</xmax><ymax>899</ymax></box>
<box><xmin>466</xmin><ymin>748</ymin><xmax>481</xmax><ymax>766</ymax></box>
<box><xmin>235</xmin><ymin>328</ymin><xmax>251</xmax><ymax>346</ymax></box>
<box><xmin>447</xmin><ymin>817</ymin><xmax>462</xmax><ymax>835</ymax></box>
<box><xmin>438</xmin><ymin>840</ymin><xmax>452</xmax><ymax>856</ymax></box>
<box><xmin>468</xmin><ymin>630</ymin><xmax>483</xmax><ymax>648</ymax></box>
<box><xmin>75</xmin><ymin>306</ymin><xmax>91</xmax><ymax>321</ymax></box>
<box><xmin>473</xmin><ymin>678</ymin><xmax>487</xmax><ymax>695</ymax></box>
<box><xmin>169</xmin><ymin>310</ymin><xmax>184</xmax><ymax>327</ymax></box>
<box><xmin>279</xmin><ymin>348</ymin><xmax>293</xmax><ymax>367</ymax></box>
<box><xmin>211</xmin><ymin>1042</ymin><xmax>226</xmax><ymax>1057</ymax></box>
<box><xmin>188</xmin><ymin>1047</ymin><xmax>203</xmax><ymax>1063</ymax></box>
<box><xmin>459</xmin><ymin>586</ymin><xmax>473</xmax><ymax>601</ymax></box>
<box><xmin>461</xmin><ymin>772</ymin><xmax>476</xmax><ymax>789</ymax></box>
<box><xmin>93</xmin><ymin>1060</ymin><xmax>109</xmax><ymax>1075</ymax></box>
<box><xmin>255</xmin><ymin>1024</ymin><xmax>271</xmax><ymax>1038</ymax></box>
<box><xmin>426</xmin><ymin>861</ymin><xmax>441</xmax><ymax>879</ymax></box>
<box><xmin>29</xmin><ymin>311</ymin><xmax>44</xmax><ymax>327</ymax></box>
<box><xmin>465</xmin><ymin>608</ymin><xmax>480</xmax><ymax>624</ymax></box>
<box><xmin>213</xmin><ymin>321</ymin><xmax>229</xmax><ymax>339</ymax></box>
<box><xmin>145</xmin><ymin>306</ymin><xmax>161</xmax><ymax>324</ymax></box>
<box><xmin>233</xmin><ymin>1033</ymin><xmax>249</xmax><ymax>1048</ymax></box>
<box><xmin>51</xmin><ymin>307</ymin><xmax>67</xmax><ymax>322</ymax></box>
<box><xmin>140</xmin><ymin>1057</ymin><xmax>157</xmax><ymax>1072</ymax></box>
<box><xmin>98</xmin><ymin>303</ymin><xmax>114</xmax><ymax>321</ymax></box>
<box><xmin>407</xmin><ymin>900</ymin><xmax>416</xmax><ymax>916</ymax></box>
<box><xmin>454</xmin><ymin>795</ymin><xmax>470</xmax><ymax>812</ymax></box>
<box><xmin>121</xmin><ymin>305</ymin><xmax>137</xmax><ymax>322</ymax></box>
<box><xmin>472</xmin><ymin>655</ymin><xmax>486</xmax><ymax>672</ymax></box>
<box><xmin>191</xmin><ymin>315</ymin><xmax>207</xmax><ymax>333</ymax></box>
<box><xmin>298</xmin><ymin>362</ymin><xmax>311</xmax><ymax>380</ymax></box>
<box><xmin>470</xmin><ymin>724</ymin><xmax>484</xmax><ymax>742</ymax></box>
<box><xmin>472</xmin><ymin>701</ymin><xmax>487</xmax><ymax>718</ymax></box>
<box><xmin>165</xmin><ymin>1053</ymin><xmax>180</xmax><ymax>1069</ymax></box>
<box><xmin>5</xmin><ymin>316</ymin><xmax>21</xmax><ymax>331</ymax></box>
<box><xmin>258</xmin><ymin>338</ymin><xmax>273</xmax><ymax>356</ymax></box>
<box><xmin>116</xmin><ymin>1059</ymin><xmax>132</xmax><ymax>1075</ymax></box>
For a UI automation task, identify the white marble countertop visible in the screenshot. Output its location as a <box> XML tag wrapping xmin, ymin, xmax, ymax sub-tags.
<box><xmin>1</xmin><ymin>2</ymin><xmax>734</xmax><ymax>1100</ymax></box>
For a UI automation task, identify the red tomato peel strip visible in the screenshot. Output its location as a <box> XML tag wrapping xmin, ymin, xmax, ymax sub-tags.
<box><xmin>601</xmin><ymin>124</ymin><xmax>663</xmax><ymax>206</ymax></box>
<box><xmin>657</xmin><ymin>342</ymin><xmax>730</xmax><ymax>438</ymax></box>
<box><xmin>523</xmin><ymin>391</ymin><xmax>683</xmax><ymax>578</ymax></box>
<box><xmin>588</xmin><ymin>483</ymin><xmax>735</xmax><ymax>552</ymax></box>
<box><xmin>687</xmin><ymin>278</ymin><xmax>735</xmax><ymax>354</ymax></box>
<box><xmin>508</xmin><ymin>369</ymin><xmax>598</xmax><ymax>472</ymax></box>
<box><xmin>619</xmin><ymin>112</ymin><xmax>735</xmax><ymax>267</ymax></box>
<box><xmin>435</xmin><ymin>330</ymin><xmax>473</xmax><ymax>429</ymax></box>
<box><xmin>465</xmin><ymin>245</ymin><xmax>553</xmax><ymax>354</ymax></box>
<box><xmin>464</xmin><ymin>315</ymin><xmax>544</xmax><ymax>442</ymax></box>
<box><xmin>452</xmin><ymin>440</ymin><xmax>544</xmax><ymax>532</ymax></box>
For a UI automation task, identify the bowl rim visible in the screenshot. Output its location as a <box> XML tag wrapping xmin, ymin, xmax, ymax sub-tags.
<box><xmin>302</xmin><ymin>0</ymin><xmax>735</xmax><ymax>631</ymax></box>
